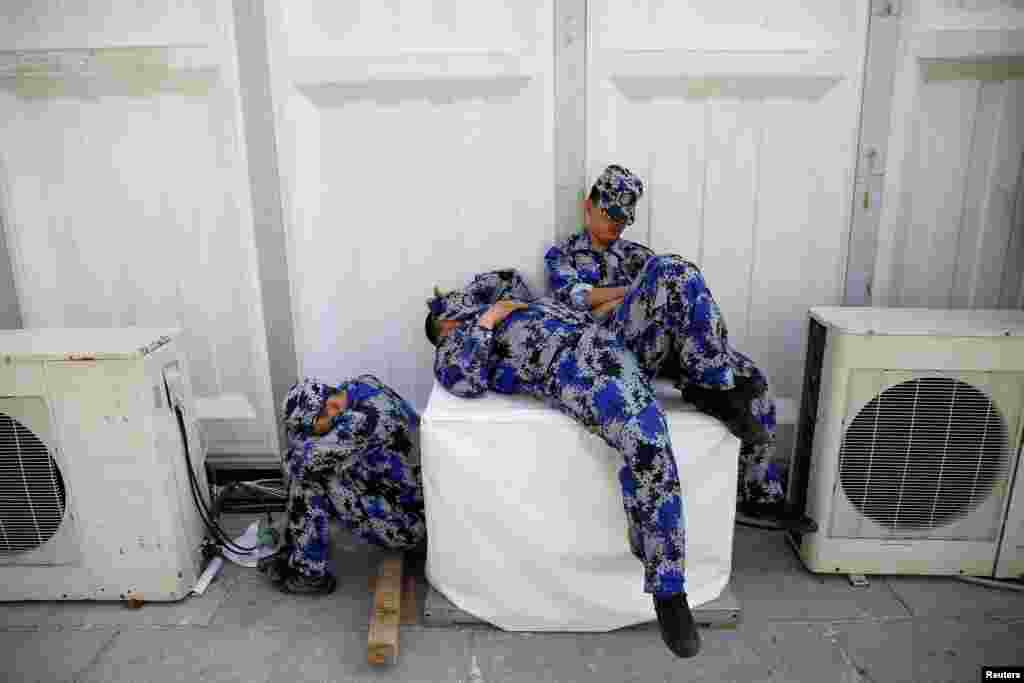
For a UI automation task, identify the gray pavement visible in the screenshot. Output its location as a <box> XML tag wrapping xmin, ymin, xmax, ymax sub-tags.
<box><xmin>3</xmin><ymin>518</ymin><xmax>1022</xmax><ymax>682</ymax></box>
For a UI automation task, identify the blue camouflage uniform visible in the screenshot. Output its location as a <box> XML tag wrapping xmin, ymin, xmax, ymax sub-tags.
<box><xmin>278</xmin><ymin>375</ymin><xmax>426</xmax><ymax>579</ymax></box>
<box><xmin>429</xmin><ymin>269</ymin><xmax>686</xmax><ymax>597</ymax></box>
<box><xmin>544</xmin><ymin>166</ymin><xmax>785</xmax><ymax>510</ymax></box>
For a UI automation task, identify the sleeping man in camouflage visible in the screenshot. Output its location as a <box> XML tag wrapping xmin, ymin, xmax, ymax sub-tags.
<box><xmin>258</xmin><ymin>375</ymin><xmax>426</xmax><ymax>595</ymax></box>
<box><xmin>544</xmin><ymin>164</ymin><xmax>814</xmax><ymax>532</ymax></box>
<box><xmin>424</xmin><ymin>269</ymin><xmax>701</xmax><ymax>659</ymax></box>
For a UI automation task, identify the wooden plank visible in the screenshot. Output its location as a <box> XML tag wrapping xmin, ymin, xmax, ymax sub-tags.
<box><xmin>367</xmin><ymin>553</ymin><xmax>403</xmax><ymax>665</ymax></box>
<box><xmin>369</xmin><ymin>568</ymin><xmax>419</xmax><ymax>626</ymax></box>
<box><xmin>423</xmin><ymin>583</ymin><xmax>742</xmax><ymax>629</ymax></box>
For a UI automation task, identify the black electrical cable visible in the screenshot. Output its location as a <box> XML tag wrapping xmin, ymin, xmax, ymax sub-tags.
<box><xmin>173</xmin><ymin>404</ymin><xmax>256</xmax><ymax>554</ymax></box>
<box><xmin>177</xmin><ymin>406</ymin><xmax>253</xmax><ymax>553</ymax></box>
<box><xmin>178</xmin><ymin>409</ymin><xmax>245</xmax><ymax>552</ymax></box>
<box><xmin>735</xmin><ymin>513</ymin><xmax>818</xmax><ymax>533</ymax></box>
<box><xmin>736</xmin><ymin>519</ymin><xmax>788</xmax><ymax>530</ymax></box>
<box><xmin>177</xmin><ymin>407</ymin><xmax>252</xmax><ymax>553</ymax></box>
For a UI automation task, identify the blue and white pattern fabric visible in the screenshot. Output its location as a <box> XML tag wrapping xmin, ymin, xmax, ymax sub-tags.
<box><xmin>430</xmin><ymin>270</ymin><xmax>686</xmax><ymax>596</ymax></box>
<box><xmin>545</xmin><ymin>231</ymin><xmax>654</xmax><ymax>313</ymax></box>
<box><xmin>545</xmin><ymin>232</ymin><xmax>786</xmax><ymax>511</ymax></box>
<box><xmin>279</xmin><ymin>376</ymin><xmax>425</xmax><ymax>579</ymax></box>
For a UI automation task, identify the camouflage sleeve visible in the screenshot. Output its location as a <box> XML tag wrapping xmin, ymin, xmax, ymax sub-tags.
<box><xmin>544</xmin><ymin>243</ymin><xmax>591</xmax><ymax>311</ymax></box>
<box><xmin>465</xmin><ymin>269</ymin><xmax>536</xmax><ymax>306</ymax></box>
<box><xmin>352</xmin><ymin>374</ymin><xmax>421</xmax><ymax>429</ymax></box>
<box><xmin>495</xmin><ymin>269</ymin><xmax>536</xmax><ymax>303</ymax></box>
<box><xmin>433</xmin><ymin>322</ymin><xmax>494</xmax><ymax>398</ymax></box>
<box><xmin>287</xmin><ymin>410</ymin><xmax>371</xmax><ymax>482</ymax></box>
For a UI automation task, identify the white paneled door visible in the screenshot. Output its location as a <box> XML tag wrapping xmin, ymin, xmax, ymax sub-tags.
<box><xmin>872</xmin><ymin>0</ymin><xmax>1024</xmax><ymax>310</ymax></box>
<box><xmin>265</xmin><ymin>1</ymin><xmax>556</xmax><ymax>409</ymax></box>
<box><xmin>0</xmin><ymin>1</ymin><xmax>279</xmax><ymax>462</ymax></box>
<box><xmin>587</xmin><ymin>1</ymin><xmax>870</xmax><ymax>400</ymax></box>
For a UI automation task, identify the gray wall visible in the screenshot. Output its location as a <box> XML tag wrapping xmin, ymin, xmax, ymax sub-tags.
<box><xmin>0</xmin><ymin>210</ymin><xmax>23</xmax><ymax>330</ymax></box>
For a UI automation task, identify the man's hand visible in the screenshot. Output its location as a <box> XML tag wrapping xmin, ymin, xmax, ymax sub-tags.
<box><xmin>312</xmin><ymin>391</ymin><xmax>348</xmax><ymax>436</ymax></box>
<box><xmin>592</xmin><ymin>296</ymin><xmax>623</xmax><ymax>319</ymax></box>
<box><xmin>586</xmin><ymin>286</ymin><xmax>628</xmax><ymax>311</ymax></box>
<box><xmin>479</xmin><ymin>301</ymin><xmax>529</xmax><ymax>330</ymax></box>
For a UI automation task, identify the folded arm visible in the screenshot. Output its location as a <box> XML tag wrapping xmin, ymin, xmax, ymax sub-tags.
<box><xmin>465</xmin><ymin>269</ymin><xmax>536</xmax><ymax>306</ymax></box>
<box><xmin>544</xmin><ymin>245</ymin><xmax>627</xmax><ymax>312</ymax></box>
<box><xmin>433</xmin><ymin>322</ymin><xmax>496</xmax><ymax>398</ymax></box>
<box><xmin>433</xmin><ymin>299</ymin><xmax>529</xmax><ymax>397</ymax></box>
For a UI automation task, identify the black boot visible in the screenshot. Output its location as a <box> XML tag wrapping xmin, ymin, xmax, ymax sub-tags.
<box><xmin>738</xmin><ymin>502</ymin><xmax>818</xmax><ymax>534</ymax></box>
<box><xmin>654</xmin><ymin>593</ymin><xmax>701</xmax><ymax>658</ymax></box>
<box><xmin>282</xmin><ymin>571</ymin><xmax>338</xmax><ymax>595</ymax></box>
<box><xmin>682</xmin><ymin>376</ymin><xmax>770</xmax><ymax>449</ymax></box>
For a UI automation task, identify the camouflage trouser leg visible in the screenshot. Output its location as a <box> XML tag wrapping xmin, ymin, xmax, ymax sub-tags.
<box><xmin>605</xmin><ymin>254</ymin><xmax>786</xmax><ymax>511</ymax></box>
<box><xmin>549</xmin><ymin>328</ymin><xmax>685</xmax><ymax>597</ymax></box>
<box><xmin>739</xmin><ymin>395</ymin><xmax>786</xmax><ymax>511</ymax></box>
<box><xmin>284</xmin><ymin>452</ymin><xmax>427</xmax><ymax>578</ymax></box>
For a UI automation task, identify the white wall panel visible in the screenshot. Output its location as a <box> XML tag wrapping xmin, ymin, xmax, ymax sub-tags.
<box><xmin>588</xmin><ymin>0</ymin><xmax>870</xmax><ymax>400</ymax></box>
<box><xmin>750</xmin><ymin>93</ymin><xmax>854</xmax><ymax>400</ymax></box>
<box><xmin>266</xmin><ymin>1</ymin><xmax>556</xmax><ymax>409</ymax></box>
<box><xmin>0</xmin><ymin>2</ymin><xmax>278</xmax><ymax>461</ymax></box>
<box><xmin>701</xmin><ymin>101</ymin><xmax>760</xmax><ymax>352</ymax></box>
<box><xmin>872</xmin><ymin>1</ymin><xmax>1024</xmax><ymax>309</ymax></box>
<box><xmin>893</xmin><ymin>79</ymin><xmax>980</xmax><ymax>307</ymax></box>
<box><xmin>1</xmin><ymin>1</ymin><xmax>216</xmax><ymax>50</ymax></box>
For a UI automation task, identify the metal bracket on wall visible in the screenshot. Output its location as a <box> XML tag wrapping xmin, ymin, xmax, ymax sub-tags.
<box><xmin>874</xmin><ymin>0</ymin><xmax>901</xmax><ymax>18</ymax></box>
<box><xmin>848</xmin><ymin>573</ymin><xmax>870</xmax><ymax>588</ymax></box>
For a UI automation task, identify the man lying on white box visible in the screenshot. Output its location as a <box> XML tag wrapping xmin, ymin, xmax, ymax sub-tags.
<box><xmin>424</xmin><ymin>269</ymin><xmax>702</xmax><ymax>658</ymax></box>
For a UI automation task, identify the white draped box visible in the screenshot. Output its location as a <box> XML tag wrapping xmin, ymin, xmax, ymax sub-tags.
<box><xmin>420</xmin><ymin>378</ymin><xmax>739</xmax><ymax>632</ymax></box>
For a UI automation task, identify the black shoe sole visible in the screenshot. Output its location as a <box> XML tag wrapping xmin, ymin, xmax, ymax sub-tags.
<box><xmin>654</xmin><ymin>596</ymin><xmax>702</xmax><ymax>659</ymax></box>
<box><xmin>736</xmin><ymin>510</ymin><xmax>818</xmax><ymax>534</ymax></box>
<box><xmin>281</xmin><ymin>574</ymin><xmax>338</xmax><ymax>595</ymax></box>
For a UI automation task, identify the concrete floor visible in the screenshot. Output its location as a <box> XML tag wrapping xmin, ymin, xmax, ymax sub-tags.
<box><xmin>2</xmin><ymin>515</ymin><xmax>1023</xmax><ymax>683</ymax></box>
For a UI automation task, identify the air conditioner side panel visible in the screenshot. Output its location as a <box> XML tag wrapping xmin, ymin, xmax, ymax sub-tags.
<box><xmin>144</xmin><ymin>344</ymin><xmax>208</xmax><ymax>589</ymax></box>
<box><xmin>789</xmin><ymin>318</ymin><xmax>828</xmax><ymax>518</ymax></box>
<box><xmin>40</xmin><ymin>358</ymin><xmax>195</xmax><ymax>600</ymax></box>
<box><xmin>800</xmin><ymin>328</ymin><xmax>850</xmax><ymax>556</ymax></box>
<box><xmin>996</xmin><ymin>447</ymin><xmax>1024</xmax><ymax>579</ymax></box>
<box><xmin>0</xmin><ymin>357</ymin><xmax>46</xmax><ymax>395</ymax></box>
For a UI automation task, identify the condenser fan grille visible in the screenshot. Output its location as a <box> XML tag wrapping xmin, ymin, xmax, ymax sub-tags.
<box><xmin>838</xmin><ymin>377</ymin><xmax>1010</xmax><ymax>533</ymax></box>
<box><xmin>0</xmin><ymin>412</ymin><xmax>66</xmax><ymax>554</ymax></box>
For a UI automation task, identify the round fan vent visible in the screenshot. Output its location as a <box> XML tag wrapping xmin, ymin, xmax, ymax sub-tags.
<box><xmin>0</xmin><ymin>412</ymin><xmax>67</xmax><ymax>554</ymax></box>
<box><xmin>838</xmin><ymin>377</ymin><xmax>1010</xmax><ymax>532</ymax></box>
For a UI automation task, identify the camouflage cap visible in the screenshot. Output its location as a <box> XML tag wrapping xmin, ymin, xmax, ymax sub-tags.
<box><xmin>591</xmin><ymin>164</ymin><xmax>644</xmax><ymax>226</ymax></box>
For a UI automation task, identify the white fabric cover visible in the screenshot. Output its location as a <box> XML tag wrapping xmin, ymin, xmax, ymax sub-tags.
<box><xmin>421</xmin><ymin>378</ymin><xmax>739</xmax><ymax>632</ymax></box>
